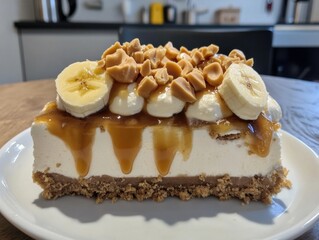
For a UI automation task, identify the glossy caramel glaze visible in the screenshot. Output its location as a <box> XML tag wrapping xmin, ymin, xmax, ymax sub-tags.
<box><xmin>34</xmin><ymin>102</ymin><xmax>278</xmax><ymax>177</ymax></box>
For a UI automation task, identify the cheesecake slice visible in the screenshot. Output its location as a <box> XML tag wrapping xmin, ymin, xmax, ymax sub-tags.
<box><xmin>32</xmin><ymin>39</ymin><xmax>290</xmax><ymax>204</ymax></box>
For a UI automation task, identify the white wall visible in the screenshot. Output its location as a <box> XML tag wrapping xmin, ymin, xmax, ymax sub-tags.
<box><xmin>71</xmin><ymin>0</ymin><xmax>284</xmax><ymax>25</ymax></box>
<box><xmin>310</xmin><ymin>0</ymin><xmax>319</xmax><ymax>22</ymax></box>
<box><xmin>0</xmin><ymin>0</ymin><xmax>34</xmax><ymax>84</ymax></box>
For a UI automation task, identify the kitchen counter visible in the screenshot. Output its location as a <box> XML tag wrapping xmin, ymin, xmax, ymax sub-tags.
<box><xmin>14</xmin><ymin>21</ymin><xmax>273</xmax><ymax>30</ymax></box>
<box><xmin>15</xmin><ymin>21</ymin><xmax>319</xmax><ymax>48</ymax></box>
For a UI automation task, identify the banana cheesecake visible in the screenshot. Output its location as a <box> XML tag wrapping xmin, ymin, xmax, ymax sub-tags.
<box><xmin>32</xmin><ymin>39</ymin><xmax>290</xmax><ymax>204</ymax></box>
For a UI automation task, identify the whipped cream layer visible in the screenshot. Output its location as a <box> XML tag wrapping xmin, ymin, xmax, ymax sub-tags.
<box><xmin>32</xmin><ymin>122</ymin><xmax>281</xmax><ymax>179</ymax></box>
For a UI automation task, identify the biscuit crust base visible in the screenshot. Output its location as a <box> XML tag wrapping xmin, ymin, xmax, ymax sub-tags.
<box><xmin>33</xmin><ymin>168</ymin><xmax>291</xmax><ymax>204</ymax></box>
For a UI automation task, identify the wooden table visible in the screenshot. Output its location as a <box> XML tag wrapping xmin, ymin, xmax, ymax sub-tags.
<box><xmin>0</xmin><ymin>77</ymin><xmax>318</xmax><ymax>239</ymax></box>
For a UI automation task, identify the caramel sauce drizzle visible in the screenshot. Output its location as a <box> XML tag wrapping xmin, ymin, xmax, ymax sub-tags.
<box><xmin>153</xmin><ymin>126</ymin><xmax>192</xmax><ymax>176</ymax></box>
<box><xmin>106</xmin><ymin>124</ymin><xmax>143</xmax><ymax>174</ymax></box>
<box><xmin>35</xmin><ymin>102</ymin><xmax>95</xmax><ymax>177</ymax></box>
<box><xmin>35</xmin><ymin>101</ymin><xmax>277</xmax><ymax>177</ymax></box>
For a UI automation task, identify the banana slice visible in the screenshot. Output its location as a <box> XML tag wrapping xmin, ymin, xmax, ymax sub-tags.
<box><xmin>56</xmin><ymin>61</ymin><xmax>113</xmax><ymax>118</ymax></box>
<box><xmin>218</xmin><ymin>63</ymin><xmax>268</xmax><ymax>120</ymax></box>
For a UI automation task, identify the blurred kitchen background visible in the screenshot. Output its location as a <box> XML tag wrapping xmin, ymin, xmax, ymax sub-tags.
<box><xmin>0</xmin><ymin>0</ymin><xmax>318</xmax><ymax>84</ymax></box>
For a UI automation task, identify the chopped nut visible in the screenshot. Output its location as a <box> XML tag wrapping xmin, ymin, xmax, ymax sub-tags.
<box><xmin>165</xmin><ymin>61</ymin><xmax>182</xmax><ymax>78</ymax></box>
<box><xmin>200</xmin><ymin>44</ymin><xmax>219</xmax><ymax>59</ymax></box>
<box><xmin>180</xmin><ymin>46</ymin><xmax>190</xmax><ymax>54</ymax></box>
<box><xmin>171</xmin><ymin>77</ymin><xmax>196</xmax><ymax>103</ymax></box>
<box><xmin>191</xmin><ymin>50</ymin><xmax>204</xmax><ymax>66</ymax></box>
<box><xmin>197</xmin><ymin>58</ymin><xmax>215</xmax><ymax>70</ymax></box>
<box><xmin>97</xmin><ymin>58</ymin><xmax>106</xmax><ymax>68</ymax></box>
<box><xmin>145</xmin><ymin>43</ymin><xmax>155</xmax><ymax>50</ymax></box>
<box><xmin>160</xmin><ymin>56</ymin><xmax>173</xmax><ymax>66</ymax></box>
<box><xmin>121</xmin><ymin>41</ymin><xmax>130</xmax><ymax>52</ymax></box>
<box><xmin>178</xmin><ymin>59</ymin><xmax>193</xmax><ymax>76</ymax></box>
<box><xmin>203</xmin><ymin>62</ymin><xmax>224</xmax><ymax>86</ymax></box>
<box><xmin>154</xmin><ymin>68</ymin><xmax>170</xmax><ymax>85</ymax></box>
<box><xmin>137</xmin><ymin>76</ymin><xmax>158</xmax><ymax>98</ymax></box>
<box><xmin>164</xmin><ymin>41</ymin><xmax>179</xmax><ymax>60</ymax></box>
<box><xmin>245</xmin><ymin>58</ymin><xmax>254</xmax><ymax>67</ymax></box>
<box><xmin>177</xmin><ymin>52</ymin><xmax>192</xmax><ymax>62</ymax></box>
<box><xmin>127</xmin><ymin>38</ymin><xmax>142</xmax><ymax>56</ymax></box>
<box><xmin>208</xmin><ymin>44</ymin><xmax>219</xmax><ymax>55</ymax></box>
<box><xmin>229</xmin><ymin>49</ymin><xmax>246</xmax><ymax>60</ymax></box>
<box><xmin>221</xmin><ymin>58</ymin><xmax>234</xmax><ymax>71</ymax></box>
<box><xmin>218</xmin><ymin>54</ymin><xmax>233</xmax><ymax>71</ymax></box>
<box><xmin>211</xmin><ymin>56</ymin><xmax>222</xmax><ymax>64</ymax></box>
<box><xmin>185</xmin><ymin>68</ymin><xmax>206</xmax><ymax>91</ymax></box>
<box><xmin>132</xmin><ymin>51</ymin><xmax>144</xmax><ymax>63</ymax></box>
<box><xmin>101</xmin><ymin>41</ymin><xmax>122</xmax><ymax>59</ymax></box>
<box><xmin>104</xmin><ymin>49</ymin><xmax>128</xmax><ymax>68</ymax></box>
<box><xmin>107</xmin><ymin>57</ymin><xmax>139</xmax><ymax>83</ymax></box>
<box><xmin>94</xmin><ymin>59</ymin><xmax>106</xmax><ymax>74</ymax></box>
<box><xmin>144</xmin><ymin>47</ymin><xmax>166</xmax><ymax>68</ymax></box>
<box><xmin>199</xmin><ymin>47</ymin><xmax>209</xmax><ymax>58</ymax></box>
<box><xmin>140</xmin><ymin>59</ymin><xmax>151</xmax><ymax>77</ymax></box>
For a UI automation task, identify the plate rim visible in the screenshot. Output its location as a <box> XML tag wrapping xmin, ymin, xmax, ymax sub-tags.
<box><xmin>0</xmin><ymin>128</ymin><xmax>318</xmax><ymax>240</ymax></box>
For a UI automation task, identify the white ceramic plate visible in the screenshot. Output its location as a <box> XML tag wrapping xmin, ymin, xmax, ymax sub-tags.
<box><xmin>0</xmin><ymin>129</ymin><xmax>318</xmax><ymax>240</ymax></box>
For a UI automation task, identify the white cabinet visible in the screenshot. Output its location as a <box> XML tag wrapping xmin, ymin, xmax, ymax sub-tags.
<box><xmin>19</xmin><ymin>29</ymin><xmax>118</xmax><ymax>81</ymax></box>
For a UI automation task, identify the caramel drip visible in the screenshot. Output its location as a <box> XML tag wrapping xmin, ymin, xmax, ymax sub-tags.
<box><xmin>106</xmin><ymin>124</ymin><xmax>143</xmax><ymax>174</ymax></box>
<box><xmin>209</xmin><ymin>114</ymin><xmax>276</xmax><ymax>157</ymax></box>
<box><xmin>153</xmin><ymin>126</ymin><xmax>192</xmax><ymax>176</ymax></box>
<box><xmin>247</xmin><ymin>113</ymin><xmax>277</xmax><ymax>157</ymax></box>
<box><xmin>34</xmin><ymin>102</ymin><xmax>278</xmax><ymax>177</ymax></box>
<box><xmin>34</xmin><ymin>102</ymin><xmax>95</xmax><ymax>177</ymax></box>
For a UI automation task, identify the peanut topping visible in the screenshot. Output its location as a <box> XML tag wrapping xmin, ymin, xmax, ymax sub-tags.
<box><xmin>180</xmin><ymin>46</ymin><xmax>190</xmax><ymax>54</ymax></box>
<box><xmin>200</xmin><ymin>44</ymin><xmax>219</xmax><ymax>59</ymax></box>
<box><xmin>171</xmin><ymin>77</ymin><xmax>196</xmax><ymax>103</ymax></box>
<box><xmin>137</xmin><ymin>76</ymin><xmax>158</xmax><ymax>98</ymax></box>
<box><xmin>185</xmin><ymin>68</ymin><xmax>206</xmax><ymax>91</ymax></box>
<box><xmin>140</xmin><ymin>59</ymin><xmax>151</xmax><ymax>77</ymax></box>
<box><xmin>160</xmin><ymin>56</ymin><xmax>172</xmax><ymax>66</ymax></box>
<box><xmin>191</xmin><ymin>50</ymin><xmax>204</xmax><ymax>66</ymax></box>
<box><xmin>246</xmin><ymin>58</ymin><xmax>254</xmax><ymax>67</ymax></box>
<box><xmin>99</xmin><ymin>38</ymin><xmax>256</xmax><ymax>105</ymax></box>
<box><xmin>177</xmin><ymin>52</ymin><xmax>192</xmax><ymax>62</ymax></box>
<box><xmin>178</xmin><ymin>59</ymin><xmax>194</xmax><ymax>76</ymax></box>
<box><xmin>165</xmin><ymin>61</ymin><xmax>182</xmax><ymax>78</ymax></box>
<box><xmin>127</xmin><ymin>38</ymin><xmax>142</xmax><ymax>56</ymax></box>
<box><xmin>104</xmin><ymin>49</ymin><xmax>128</xmax><ymax>68</ymax></box>
<box><xmin>107</xmin><ymin>57</ymin><xmax>139</xmax><ymax>83</ymax></box>
<box><xmin>164</xmin><ymin>42</ymin><xmax>179</xmax><ymax>60</ymax></box>
<box><xmin>203</xmin><ymin>62</ymin><xmax>224</xmax><ymax>86</ymax></box>
<box><xmin>144</xmin><ymin>47</ymin><xmax>166</xmax><ymax>68</ymax></box>
<box><xmin>229</xmin><ymin>49</ymin><xmax>246</xmax><ymax>60</ymax></box>
<box><xmin>154</xmin><ymin>68</ymin><xmax>170</xmax><ymax>85</ymax></box>
<box><xmin>133</xmin><ymin>51</ymin><xmax>144</xmax><ymax>63</ymax></box>
<box><xmin>101</xmin><ymin>41</ymin><xmax>122</xmax><ymax>59</ymax></box>
<box><xmin>94</xmin><ymin>59</ymin><xmax>106</xmax><ymax>74</ymax></box>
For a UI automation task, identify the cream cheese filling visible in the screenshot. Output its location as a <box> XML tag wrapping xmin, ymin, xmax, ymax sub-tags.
<box><xmin>32</xmin><ymin>123</ymin><xmax>281</xmax><ymax>179</ymax></box>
